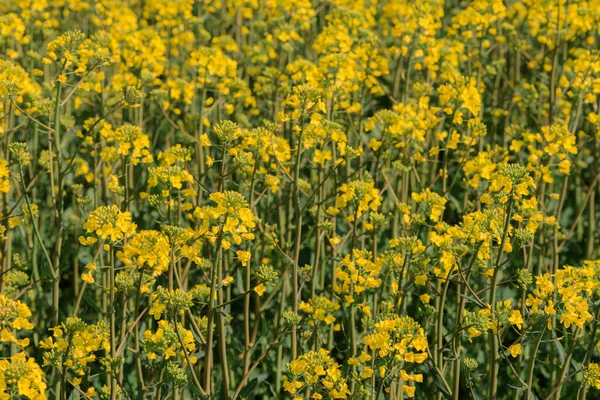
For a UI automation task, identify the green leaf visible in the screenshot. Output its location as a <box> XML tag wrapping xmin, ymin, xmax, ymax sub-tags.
<box><xmin>430</xmin><ymin>365</ymin><xmax>452</xmax><ymax>399</ymax></box>
<box><xmin>188</xmin><ymin>381</ymin><xmax>208</xmax><ymax>399</ymax></box>
<box><xmin>68</xmin><ymin>389</ymin><xmax>81</xmax><ymax>400</ymax></box>
<box><xmin>82</xmin><ymin>293</ymin><xmax>102</xmax><ymax>314</ymax></box>
<box><xmin>239</xmin><ymin>378</ymin><xmax>259</xmax><ymax>399</ymax></box>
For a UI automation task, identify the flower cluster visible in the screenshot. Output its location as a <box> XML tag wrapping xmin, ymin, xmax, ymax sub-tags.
<box><xmin>80</xmin><ymin>205</ymin><xmax>137</xmax><ymax>244</ymax></box>
<box><xmin>2</xmin><ymin>0</ymin><xmax>600</xmax><ymax>399</ymax></box>
<box><xmin>283</xmin><ymin>349</ymin><xmax>350</xmax><ymax>399</ymax></box>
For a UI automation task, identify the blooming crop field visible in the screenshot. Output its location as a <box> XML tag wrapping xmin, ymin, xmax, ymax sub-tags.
<box><xmin>2</xmin><ymin>0</ymin><xmax>600</xmax><ymax>399</ymax></box>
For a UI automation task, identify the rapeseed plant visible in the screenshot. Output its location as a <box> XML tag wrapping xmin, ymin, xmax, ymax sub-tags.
<box><xmin>1</xmin><ymin>0</ymin><xmax>600</xmax><ymax>399</ymax></box>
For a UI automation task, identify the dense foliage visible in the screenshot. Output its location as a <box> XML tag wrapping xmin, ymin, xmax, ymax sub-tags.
<box><xmin>1</xmin><ymin>0</ymin><xmax>600</xmax><ymax>399</ymax></box>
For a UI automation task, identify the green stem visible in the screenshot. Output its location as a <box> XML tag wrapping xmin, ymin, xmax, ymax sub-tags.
<box><xmin>489</xmin><ymin>198</ymin><xmax>514</xmax><ymax>400</ymax></box>
<box><xmin>291</xmin><ymin>121</ymin><xmax>304</xmax><ymax>360</ymax></box>
<box><xmin>109</xmin><ymin>248</ymin><xmax>117</xmax><ymax>400</ymax></box>
<box><xmin>173</xmin><ymin>317</ymin><xmax>206</xmax><ymax>397</ymax></box>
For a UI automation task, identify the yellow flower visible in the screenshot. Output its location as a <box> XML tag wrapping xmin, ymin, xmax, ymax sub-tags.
<box><xmin>8</xmin><ymin>217</ymin><xmax>19</xmax><ymax>228</ymax></box>
<box><xmin>221</xmin><ymin>276</ymin><xmax>234</xmax><ymax>287</ymax></box>
<box><xmin>82</xmin><ymin>205</ymin><xmax>137</xmax><ymax>242</ymax></box>
<box><xmin>460</xmin><ymin>80</ymin><xmax>481</xmax><ymax>116</ymax></box>
<box><xmin>0</xmin><ymin>353</ymin><xmax>46</xmax><ymax>399</ymax></box>
<box><xmin>402</xmin><ymin>385</ymin><xmax>416</xmax><ymax>398</ymax></box>
<box><xmin>81</xmin><ymin>273</ymin><xmax>94</xmax><ymax>285</ymax></box>
<box><xmin>414</xmin><ymin>275</ymin><xmax>427</xmax><ymax>286</ymax></box>
<box><xmin>236</xmin><ymin>250</ymin><xmax>251</xmax><ymax>267</ymax></box>
<box><xmin>361</xmin><ymin>367</ymin><xmax>373</xmax><ymax>378</ymax></box>
<box><xmin>254</xmin><ymin>283</ymin><xmax>267</xmax><ymax>297</ymax></box>
<box><xmin>164</xmin><ymin>346</ymin><xmax>176</xmax><ymax>359</ymax></box>
<box><xmin>508</xmin><ymin>344</ymin><xmax>522</xmax><ymax>358</ymax></box>
<box><xmin>508</xmin><ymin>310</ymin><xmax>524</xmax><ymax>330</ymax></box>
<box><xmin>314</xmin><ymin>149</ymin><xmax>332</xmax><ymax>164</ymax></box>
<box><xmin>285</xmin><ymin>349</ymin><xmax>349</xmax><ymax>398</ymax></box>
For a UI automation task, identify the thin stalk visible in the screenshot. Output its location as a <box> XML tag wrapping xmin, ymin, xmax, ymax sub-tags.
<box><xmin>489</xmin><ymin>198</ymin><xmax>514</xmax><ymax>400</ymax></box>
<box><xmin>291</xmin><ymin>119</ymin><xmax>305</xmax><ymax>360</ymax></box>
<box><xmin>173</xmin><ymin>317</ymin><xmax>206</xmax><ymax>397</ymax></box>
<box><xmin>109</xmin><ymin>248</ymin><xmax>117</xmax><ymax>400</ymax></box>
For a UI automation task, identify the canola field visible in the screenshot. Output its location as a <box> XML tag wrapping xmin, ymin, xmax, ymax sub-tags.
<box><xmin>0</xmin><ymin>0</ymin><xmax>600</xmax><ymax>399</ymax></box>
